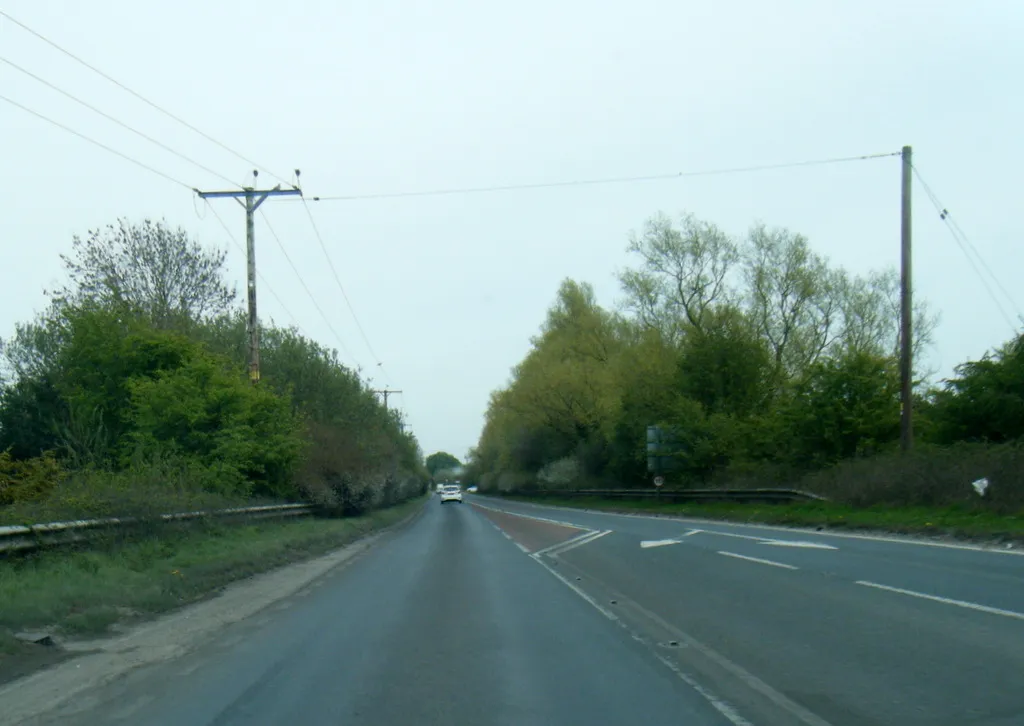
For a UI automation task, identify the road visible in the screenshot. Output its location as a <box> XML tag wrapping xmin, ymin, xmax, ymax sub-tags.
<box><xmin>34</xmin><ymin>495</ymin><xmax>1024</xmax><ymax>725</ymax></box>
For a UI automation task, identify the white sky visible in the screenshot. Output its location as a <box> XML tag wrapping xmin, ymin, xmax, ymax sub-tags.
<box><xmin>2</xmin><ymin>1</ymin><xmax>1022</xmax><ymax>460</ymax></box>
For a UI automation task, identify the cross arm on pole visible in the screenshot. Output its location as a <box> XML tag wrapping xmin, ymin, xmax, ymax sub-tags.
<box><xmin>195</xmin><ymin>186</ymin><xmax>302</xmax><ymax>201</ymax></box>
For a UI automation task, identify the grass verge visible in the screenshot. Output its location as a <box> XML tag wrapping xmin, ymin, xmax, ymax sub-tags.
<box><xmin>0</xmin><ymin>497</ymin><xmax>424</xmax><ymax>681</ymax></box>
<box><xmin>501</xmin><ymin>496</ymin><xmax>1024</xmax><ymax>543</ymax></box>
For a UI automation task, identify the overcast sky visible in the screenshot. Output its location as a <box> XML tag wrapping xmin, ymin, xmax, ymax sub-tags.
<box><xmin>2</xmin><ymin>1</ymin><xmax>1022</xmax><ymax>460</ymax></box>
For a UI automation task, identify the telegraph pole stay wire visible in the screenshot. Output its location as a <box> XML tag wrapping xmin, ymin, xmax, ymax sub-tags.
<box><xmin>910</xmin><ymin>164</ymin><xmax>1020</xmax><ymax>331</ymax></box>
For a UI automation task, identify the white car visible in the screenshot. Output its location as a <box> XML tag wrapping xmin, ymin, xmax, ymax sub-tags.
<box><xmin>439</xmin><ymin>485</ymin><xmax>463</xmax><ymax>504</ymax></box>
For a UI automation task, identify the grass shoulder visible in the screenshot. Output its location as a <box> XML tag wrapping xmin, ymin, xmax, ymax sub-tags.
<box><xmin>0</xmin><ymin>496</ymin><xmax>425</xmax><ymax>683</ymax></box>
<box><xmin>499</xmin><ymin>495</ymin><xmax>1024</xmax><ymax>543</ymax></box>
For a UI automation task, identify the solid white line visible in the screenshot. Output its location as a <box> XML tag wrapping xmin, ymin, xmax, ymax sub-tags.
<box><xmin>529</xmin><ymin>553</ymin><xmax>619</xmax><ymax>621</ymax></box>
<box><xmin>530</xmin><ymin>553</ymin><xmax>824</xmax><ymax>726</ymax></box>
<box><xmin>855</xmin><ymin>580</ymin><xmax>1024</xmax><ymax>621</ymax></box>
<box><xmin>641</xmin><ymin>539</ymin><xmax>682</xmax><ymax>549</ymax></box>
<box><xmin>651</xmin><ymin>653</ymin><xmax>755</xmax><ymax>726</ymax></box>
<box><xmin>717</xmin><ymin>551</ymin><xmax>798</xmax><ymax>570</ymax></box>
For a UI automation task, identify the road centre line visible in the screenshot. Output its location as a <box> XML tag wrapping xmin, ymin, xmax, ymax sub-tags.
<box><xmin>484</xmin><ymin>519</ymin><xmax>530</xmax><ymax>552</ymax></box>
<box><xmin>718</xmin><ymin>551</ymin><xmax>799</xmax><ymax>570</ymax></box>
<box><xmin>474</xmin><ymin>501</ymin><xmax>602</xmax><ymax>556</ymax></box>
<box><xmin>470</xmin><ymin>500</ymin><xmax>584</xmax><ymax>529</ymax></box>
<box><xmin>533</xmin><ymin>549</ymin><xmax>831</xmax><ymax>726</ymax></box>
<box><xmin>526</xmin><ymin>553</ymin><xmax>756</xmax><ymax>725</ymax></box>
<box><xmin>855</xmin><ymin>580</ymin><xmax>1024</xmax><ymax>621</ymax></box>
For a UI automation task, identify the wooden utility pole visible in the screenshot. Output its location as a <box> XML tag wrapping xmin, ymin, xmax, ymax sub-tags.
<box><xmin>374</xmin><ymin>389</ymin><xmax>402</xmax><ymax>410</ymax></box>
<box><xmin>900</xmin><ymin>145</ymin><xmax>913</xmax><ymax>452</ymax></box>
<box><xmin>197</xmin><ymin>170</ymin><xmax>302</xmax><ymax>384</ymax></box>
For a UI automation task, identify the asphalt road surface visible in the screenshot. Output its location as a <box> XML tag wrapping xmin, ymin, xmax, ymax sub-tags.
<box><xmin>36</xmin><ymin>495</ymin><xmax>1024</xmax><ymax>725</ymax></box>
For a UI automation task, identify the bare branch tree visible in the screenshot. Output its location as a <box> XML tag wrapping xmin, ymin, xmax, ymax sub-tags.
<box><xmin>53</xmin><ymin>218</ymin><xmax>236</xmax><ymax>328</ymax></box>
<box><xmin>743</xmin><ymin>224</ymin><xmax>824</xmax><ymax>376</ymax></box>
<box><xmin>619</xmin><ymin>212</ymin><xmax>738</xmax><ymax>341</ymax></box>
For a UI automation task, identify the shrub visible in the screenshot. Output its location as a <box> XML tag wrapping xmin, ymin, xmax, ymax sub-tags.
<box><xmin>125</xmin><ymin>352</ymin><xmax>304</xmax><ymax>499</ymax></box>
<box><xmin>0</xmin><ymin>450</ymin><xmax>64</xmax><ymax>506</ymax></box>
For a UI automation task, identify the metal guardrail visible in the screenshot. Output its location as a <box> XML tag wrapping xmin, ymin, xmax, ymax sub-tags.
<box><xmin>0</xmin><ymin>503</ymin><xmax>314</xmax><ymax>554</ymax></box>
<box><xmin>502</xmin><ymin>488</ymin><xmax>826</xmax><ymax>504</ymax></box>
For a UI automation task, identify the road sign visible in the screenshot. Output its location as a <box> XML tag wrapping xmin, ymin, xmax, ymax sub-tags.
<box><xmin>653</xmin><ymin>476</ymin><xmax>665</xmax><ymax>488</ymax></box>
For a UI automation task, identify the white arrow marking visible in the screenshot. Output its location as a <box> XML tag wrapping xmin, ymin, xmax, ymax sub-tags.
<box><xmin>685</xmin><ymin>529</ymin><xmax>838</xmax><ymax>550</ymax></box>
<box><xmin>758</xmin><ymin>540</ymin><xmax>838</xmax><ymax>550</ymax></box>
<box><xmin>641</xmin><ymin>539</ymin><xmax>683</xmax><ymax>549</ymax></box>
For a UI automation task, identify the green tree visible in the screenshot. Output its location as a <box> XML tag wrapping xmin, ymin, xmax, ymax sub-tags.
<box><xmin>743</xmin><ymin>224</ymin><xmax>838</xmax><ymax>378</ymax></box>
<box><xmin>619</xmin><ymin>212</ymin><xmax>738</xmax><ymax>341</ymax></box>
<box><xmin>426</xmin><ymin>451</ymin><xmax>462</xmax><ymax>476</ymax></box>
<box><xmin>782</xmin><ymin>350</ymin><xmax>901</xmax><ymax>467</ymax></box>
<box><xmin>53</xmin><ymin>219</ymin><xmax>235</xmax><ymax>329</ymax></box>
<box><xmin>928</xmin><ymin>334</ymin><xmax>1024</xmax><ymax>444</ymax></box>
<box><xmin>126</xmin><ymin>352</ymin><xmax>303</xmax><ymax>497</ymax></box>
<box><xmin>675</xmin><ymin>305</ymin><xmax>774</xmax><ymax>418</ymax></box>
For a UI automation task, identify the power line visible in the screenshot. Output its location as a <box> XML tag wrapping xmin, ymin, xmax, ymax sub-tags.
<box><xmin>1</xmin><ymin>92</ymin><xmax>191</xmax><ymax>189</ymax></box>
<box><xmin>302</xmin><ymin>151</ymin><xmax>901</xmax><ymax>203</ymax></box>
<box><xmin>911</xmin><ymin>164</ymin><xmax>1020</xmax><ymax>332</ymax></box>
<box><xmin>0</xmin><ymin>9</ymin><xmax>290</xmax><ymax>186</ymax></box>
<box><xmin>300</xmin><ymin>198</ymin><xmax>388</xmax><ymax>376</ymax></box>
<box><xmin>0</xmin><ymin>55</ymin><xmax>240</xmax><ymax>188</ymax></box>
<box><xmin>205</xmin><ymin>201</ymin><xmax>307</xmax><ymax>335</ymax></box>
<box><xmin>258</xmin><ymin>209</ymin><xmax>363</xmax><ymax>368</ymax></box>
<box><xmin>912</xmin><ymin>164</ymin><xmax>1017</xmax><ymax>311</ymax></box>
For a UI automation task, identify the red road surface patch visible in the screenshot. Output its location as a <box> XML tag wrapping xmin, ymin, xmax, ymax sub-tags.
<box><xmin>473</xmin><ymin>505</ymin><xmax>587</xmax><ymax>554</ymax></box>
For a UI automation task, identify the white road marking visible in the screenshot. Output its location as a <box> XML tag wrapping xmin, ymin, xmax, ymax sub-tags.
<box><xmin>651</xmin><ymin>652</ymin><xmax>755</xmax><ymax>726</ymax></box>
<box><xmin>481</xmin><ymin>506</ymin><xmax>602</xmax><ymax>556</ymax></box>
<box><xmin>554</xmin><ymin>529</ymin><xmax>611</xmax><ymax>556</ymax></box>
<box><xmin>470</xmin><ymin>500</ymin><xmax>584</xmax><ymax>529</ymax></box>
<box><xmin>759</xmin><ymin>540</ymin><xmax>838</xmax><ymax>550</ymax></box>
<box><xmin>490</xmin><ymin>498</ymin><xmax>1023</xmax><ymax>556</ymax></box>
<box><xmin>532</xmin><ymin>529</ymin><xmax>601</xmax><ymax>558</ymax></box>
<box><xmin>528</xmin><ymin>557</ymin><xmax>753</xmax><ymax>724</ymax></box>
<box><xmin>533</xmin><ymin>555</ymin><xmax>831</xmax><ymax>726</ymax></box>
<box><xmin>718</xmin><ymin>551</ymin><xmax>798</xmax><ymax>570</ymax></box>
<box><xmin>697</xmin><ymin>529</ymin><xmax>838</xmax><ymax>550</ymax></box>
<box><xmin>683</xmin><ymin>529</ymin><xmax>703</xmax><ymax>536</ymax></box>
<box><xmin>855</xmin><ymin>580</ymin><xmax>1024</xmax><ymax>621</ymax></box>
<box><xmin>529</xmin><ymin>553</ymin><xmax>619</xmax><ymax>621</ymax></box>
<box><xmin>641</xmin><ymin>539</ymin><xmax>683</xmax><ymax>549</ymax></box>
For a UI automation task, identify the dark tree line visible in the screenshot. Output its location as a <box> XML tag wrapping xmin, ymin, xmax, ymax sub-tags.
<box><xmin>467</xmin><ymin>211</ymin><xmax>1022</xmax><ymax>505</ymax></box>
